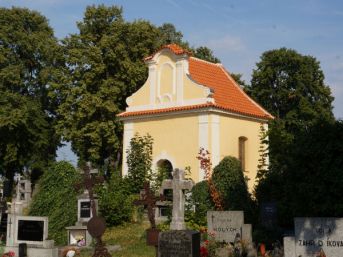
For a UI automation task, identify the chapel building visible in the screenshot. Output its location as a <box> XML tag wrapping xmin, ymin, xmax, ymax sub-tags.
<box><xmin>118</xmin><ymin>44</ymin><xmax>273</xmax><ymax>191</ymax></box>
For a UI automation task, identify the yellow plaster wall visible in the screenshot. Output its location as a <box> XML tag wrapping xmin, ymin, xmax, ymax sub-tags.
<box><xmin>184</xmin><ymin>74</ymin><xmax>208</xmax><ymax>100</ymax></box>
<box><xmin>128</xmin><ymin>80</ymin><xmax>150</xmax><ymax>106</ymax></box>
<box><xmin>219</xmin><ymin>115</ymin><xmax>263</xmax><ymax>191</ymax></box>
<box><xmin>131</xmin><ymin>114</ymin><xmax>201</xmax><ymax>182</ymax></box>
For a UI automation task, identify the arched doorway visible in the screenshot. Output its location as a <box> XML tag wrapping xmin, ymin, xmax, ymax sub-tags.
<box><xmin>156</xmin><ymin>159</ymin><xmax>173</xmax><ymax>180</ymax></box>
<box><xmin>156</xmin><ymin>159</ymin><xmax>173</xmax><ymax>219</ymax></box>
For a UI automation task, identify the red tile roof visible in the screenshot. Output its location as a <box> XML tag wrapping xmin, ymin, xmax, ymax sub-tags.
<box><xmin>119</xmin><ymin>45</ymin><xmax>273</xmax><ymax>120</ymax></box>
<box><xmin>144</xmin><ymin>44</ymin><xmax>192</xmax><ymax>61</ymax></box>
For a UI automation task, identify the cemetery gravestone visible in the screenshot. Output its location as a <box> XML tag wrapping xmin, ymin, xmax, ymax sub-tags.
<box><xmin>158</xmin><ymin>230</ymin><xmax>200</xmax><ymax>257</ymax></box>
<box><xmin>284</xmin><ymin>217</ymin><xmax>343</xmax><ymax>257</ymax></box>
<box><xmin>158</xmin><ymin>169</ymin><xmax>199</xmax><ymax>257</ymax></box>
<box><xmin>5</xmin><ymin>214</ymin><xmax>58</xmax><ymax>257</ymax></box>
<box><xmin>260</xmin><ymin>202</ymin><xmax>277</xmax><ymax>228</ymax></box>
<box><xmin>207</xmin><ymin>211</ymin><xmax>247</xmax><ymax>243</ymax></box>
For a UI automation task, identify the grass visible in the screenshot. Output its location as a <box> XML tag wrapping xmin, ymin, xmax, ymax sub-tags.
<box><xmin>79</xmin><ymin>221</ymin><xmax>155</xmax><ymax>257</ymax></box>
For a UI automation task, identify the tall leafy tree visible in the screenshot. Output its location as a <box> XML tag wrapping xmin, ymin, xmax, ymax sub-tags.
<box><xmin>0</xmin><ymin>7</ymin><xmax>61</xmax><ymax>179</ymax></box>
<box><xmin>249</xmin><ymin>48</ymin><xmax>335</xmax><ymax>170</ymax></box>
<box><xmin>55</xmin><ymin>5</ymin><xmax>160</xmax><ymax>165</ymax></box>
<box><xmin>250</xmin><ymin>48</ymin><xmax>337</xmax><ymax>226</ymax></box>
<box><xmin>249</xmin><ymin>48</ymin><xmax>334</xmax><ymax>123</ymax></box>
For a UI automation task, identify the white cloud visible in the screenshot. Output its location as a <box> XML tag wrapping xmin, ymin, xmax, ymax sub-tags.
<box><xmin>207</xmin><ymin>35</ymin><xmax>245</xmax><ymax>52</ymax></box>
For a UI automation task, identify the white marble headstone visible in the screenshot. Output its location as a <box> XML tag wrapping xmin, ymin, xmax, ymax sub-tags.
<box><xmin>207</xmin><ymin>211</ymin><xmax>244</xmax><ymax>243</ymax></box>
<box><xmin>294</xmin><ymin>217</ymin><xmax>343</xmax><ymax>257</ymax></box>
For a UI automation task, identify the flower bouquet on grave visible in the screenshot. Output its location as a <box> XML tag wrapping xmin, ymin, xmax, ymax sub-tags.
<box><xmin>76</xmin><ymin>236</ymin><xmax>86</xmax><ymax>247</ymax></box>
<box><xmin>2</xmin><ymin>251</ymin><xmax>15</xmax><ymax>257</ymax></box>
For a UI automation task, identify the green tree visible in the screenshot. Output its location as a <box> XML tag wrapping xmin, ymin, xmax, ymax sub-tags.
<box><xmin>157</xmin><ymin>23</ymin><xmax>185</xmax><ymax>46</ymax></box>
<box><xmin>231</xmin><ymin>73</ymin><xmax>248</xmax><ymax>88</ymax></box>
<box><xmin>55</xmin><ymin>5</ymin><xmax>160</xmax><ymax>166</ymax></box>
<box><xmin>29</xmin><ymin>161</ymin><xmax>80</xmax><ymax>245</ymax></box>
<box><xmin>255</xmin><ymin>120</ymin><xmax>343</xmax><ymax>227</ymax></box>
<box><xmin>193</xmin><ymin>46</ymin><xmax>220</xmax><ymax>63</ymax></box>
<box><xmin>250</xmin><ymin>48</ymin><xmax>337</xmax><ymax>227</ymax></box>
<box><xmin>0</xmin><ymin>7</ymin><xmax>62</xmax><ymax>179</ymax></box>
<box><xmin>126</xmin><ymin>133</ymin><xmax>153</xmax><ymax>193</ymax></box>
<box><xmin>249</xmin><ymin>48</ymin><xmax>335</xmax><ymax>172</ymax></box>
<box><xmin>249</xmin><ymin>48</ymin><xmax>334</xmax><ymax>122</ymax></box>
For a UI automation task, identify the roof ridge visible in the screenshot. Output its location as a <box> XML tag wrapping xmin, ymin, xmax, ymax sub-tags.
<box><xmin>218</xmin><ymin>65</ymin><xmax>274</xmax><ymax>118</ymax></box>
<box><xmin>190</xmin><ymin>56</ymin><xmax>220</xmax><ymax>66</ymax></box>
<box><xmin>144</xmin><ymin>44</ymin><xmax>191</xmax><ymax>61</ymax></box>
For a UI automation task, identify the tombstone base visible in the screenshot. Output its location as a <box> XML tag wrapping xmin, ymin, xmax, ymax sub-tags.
<box><xmin>158</xmin><ymin>230</ymin><xmax>200</xmax><ymax>257</ymax></box>
<box><xmin>4</xmin><ymin>246</ymin><xmax>58</xmax><ymax>257</ymax></box>
<box><xmin>170</xmin><ymin>220</ymin><xmax>186</xmax><ymax>230</ymax></box>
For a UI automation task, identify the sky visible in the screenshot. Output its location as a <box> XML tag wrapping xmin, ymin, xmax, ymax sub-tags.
<box><xmin>1</xmin><ymin>0</ymin><xmax>343</xmax><ymax>163</ymax></box>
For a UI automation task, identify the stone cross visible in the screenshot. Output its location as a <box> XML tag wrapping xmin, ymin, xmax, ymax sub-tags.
<box><xmin>133</xmin><ymin>182</ymin><xmax>165</xmax><ymax>229</ymax></box>
<box><xmin>160</xmin><ymin>169</ymin><xmax>194</xmax><ymax>230</ymax></box>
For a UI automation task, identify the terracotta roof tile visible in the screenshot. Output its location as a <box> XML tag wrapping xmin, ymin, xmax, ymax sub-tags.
<box><xmin>144</xmin><ymin>44</ymin><xmax>192</xmax><ymax>61</ymax></box>
<box><xmin>188</xmin><ymin>57</ymin><xmax>273</xmax><ymax>119</ymax></box>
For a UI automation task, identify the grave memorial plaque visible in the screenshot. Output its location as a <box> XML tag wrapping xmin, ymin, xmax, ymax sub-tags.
<box><xmin>260</xmin><ymin>202</ymin><xmax>277</xmax><ymax>229</ymax></box>
<box><xmin>158</xmin><ymin>230</ymin><xmax>200</xmax><ymax>257</ymax></box>
<box><xmin>294</xmin><ymin>217</ymin><xmax>343</xmax><ymax>257</ymax></box>
<box><xmin>80</xmin><ymin>201</ymin><xmax>91</xmax><ymax>218</ymax></box>
<box><xmin>18</xmin><ymin>220</ymin><xmax>44</xmax><ymax>241</ymax></box>
<box><xmin>207</xmin><ymin>211</ymin><xmax>244</xmax><ymax>243</ymax></box>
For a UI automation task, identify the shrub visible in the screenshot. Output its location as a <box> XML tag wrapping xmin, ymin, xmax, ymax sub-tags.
<box><xmin>29</xmin><ymin>161</ymin><xmax>80</xmax><ymax>245</ymax></box>
<box><xmin>186</xmin><ymin>181</ymin><xmax>213</xmax><ymax>226</ymax></box>
<box><xmin>97</xmin><ymin>174</ymin><xmax>135</xmax><ymax>226</ymax></box>
<box><xmin>126</xmin><ymin>133</ymin><xmax>153</xmax><ymax>193</ymax></box>
<box><xmin>212</xmin><ymin>156</ymin><xmax>255</xmax><ymax>221</ymax></box>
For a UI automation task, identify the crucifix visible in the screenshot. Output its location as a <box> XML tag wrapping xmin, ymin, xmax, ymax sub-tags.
<box><xmin>160</xmin><ymin>168</ymin><xmax>194</xmax><ymax>230</ymax></box>
<box><xmin>133</xmin><ymin>182</ymin><xmax>165</xmax><ymax>229</ymax></box>
<box><xmin>74</xmin><ymin>163</ymin><xmax>103</xmax><ymax>218</ymax></box>
<box><xmin>75</xmin><ymin>163</ymin><xmax>111</xmax><ymax>257</ymax></box>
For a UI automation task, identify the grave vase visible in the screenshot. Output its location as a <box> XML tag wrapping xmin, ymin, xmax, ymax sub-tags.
<box><xmin>146</xmin><ymin>228</ymin><xmax>160</xmax><ymax>246</ymax></box>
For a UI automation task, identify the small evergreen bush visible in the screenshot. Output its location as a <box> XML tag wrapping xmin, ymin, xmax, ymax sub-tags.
<box><xmin>186</xmin><ymin>180</ymin><xmax>213</xmax><ymax>226</ymax></box>
<box><xmin>212</xmin><ymin>156</ymin><xmax>251</xmax><ymax>210</ymax></box>
<box><xmin>29</xmin><ymin>161</ymin><xmax>80</xmax><ymax>245</ymax></box>
<box><xmin>97</xmin><ymin>174</ymin><xmax>135</xmax><ymax>226</ymax></box>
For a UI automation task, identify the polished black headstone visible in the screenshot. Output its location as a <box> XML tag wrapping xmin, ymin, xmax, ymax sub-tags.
<box><xmin>260</xmin><ymin>202</ymin><xmax>277</xmax><ymax>228</ymax></box>
<box><xmin>17</xmin><ymin>220</ymin><xmax>44</xmax><ymax>241</ymax></box>
<box><xmin>158</xmin><ymin>230</ymin><xmax>200</xmax><ymax>257</ymax></box>
<box><xmin>19</xmin><ymin>243</ymin><xmax>27</xmax><ymax>257</ymax></box>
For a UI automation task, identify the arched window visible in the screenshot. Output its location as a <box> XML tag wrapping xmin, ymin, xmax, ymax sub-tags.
<box><xmin>239</xmin><ymin>136</ymin><xmax>247</xmax><ymax>171</ymax></box>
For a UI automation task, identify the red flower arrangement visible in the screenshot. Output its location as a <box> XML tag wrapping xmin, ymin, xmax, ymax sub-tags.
<box><xmin>2</xmin><ymin>251</ymin><xmax>15</xmax><ymax>257</ymax></box>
